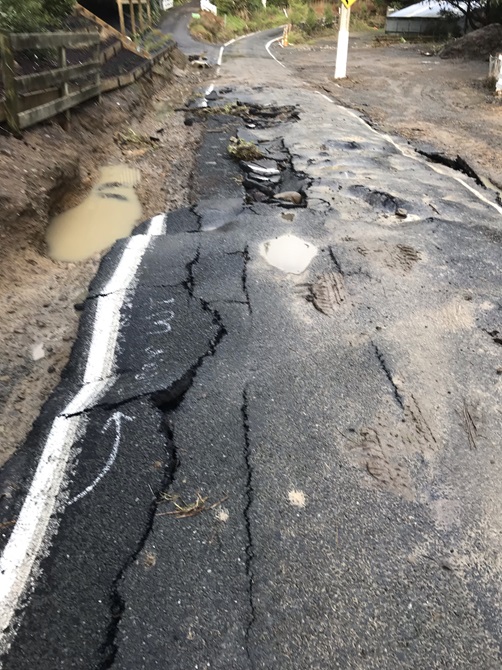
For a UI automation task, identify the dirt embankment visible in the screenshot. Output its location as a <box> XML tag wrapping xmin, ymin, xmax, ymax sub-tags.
<box><xmin>440</xmin><ymin>23</ymin><xmax>502</xmax><ymax>60</ymax></box>
<box><xmin>0</xmin><ymin>50</ymin><xmax>209</xmax><ymax>467</ymax></box>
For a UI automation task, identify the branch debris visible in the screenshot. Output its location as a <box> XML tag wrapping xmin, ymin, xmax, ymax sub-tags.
<box><xmin>157</xmin><ymin>492</ymin><xmax>228</xmax><ymax>518</ymax></box>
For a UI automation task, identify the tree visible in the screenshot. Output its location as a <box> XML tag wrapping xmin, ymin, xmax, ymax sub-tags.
<box><xmin>0</xmin><ymin>0</ymin><xmax>75</xmax><ymax>32</ymax></box>
<box><xmin>440</xmin><ymin>0</ymin><xmax>502</xmax><ymax>31</ymax></box>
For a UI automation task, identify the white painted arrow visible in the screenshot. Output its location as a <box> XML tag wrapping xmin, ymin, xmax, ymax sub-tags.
<box><xmin>68</xmin><ymin>411</ymin><xmax>133</xmax><ymax>506</ymax></box>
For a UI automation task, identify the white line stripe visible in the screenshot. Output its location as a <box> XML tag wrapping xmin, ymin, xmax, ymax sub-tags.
<box><xmin>218</xmin><ymin>30</ymin><xmax>281</xmax><ymax>81</ymax></box>
<box><xmin>224</xmin><ymin>31</ymin><xmax>258</xmax><ymax>47</ymax></box>
<box><xmin>265</xmin><ymin>36</ymin><xmax>286</xmax><ymax>68</ymax></box>
<box><xmin>0</xmin><ymin>214</ymin><xmax>166</xmax><ymax>645</ymax></box>
<box><xmin>314</xmin><ymin>91</ymin><xmax>502</xmax><ymax>219</ymax></box>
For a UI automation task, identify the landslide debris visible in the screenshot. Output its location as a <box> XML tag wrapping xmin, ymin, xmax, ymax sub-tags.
<box><xmin>440</xmin><ymin>23</ymin><xmax>502</xmax><ymax>60</ymax></box>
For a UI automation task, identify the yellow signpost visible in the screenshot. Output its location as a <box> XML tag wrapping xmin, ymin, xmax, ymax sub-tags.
<box><xmin>335</xmin><ymin>0</ymin><xmax>355</xmax><ymax>78</ymax></box>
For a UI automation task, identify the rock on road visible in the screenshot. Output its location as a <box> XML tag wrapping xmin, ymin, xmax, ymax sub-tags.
<box><xmin>1</xmin><ymin>28</ymin><xmax>502</xmax><ymax>670</ymax></box>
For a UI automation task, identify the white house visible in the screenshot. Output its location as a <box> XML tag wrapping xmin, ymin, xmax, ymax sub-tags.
<box><xmin>385</xmin><ymin>0</ymin><xmax>466</xmax><ymax>36</ymax></box>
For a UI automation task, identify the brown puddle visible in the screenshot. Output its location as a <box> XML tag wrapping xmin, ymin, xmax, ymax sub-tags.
<box><xmin>46</xmin><ymin>165</ymin><xmax>142</xmax><ymax>262</ymax></box>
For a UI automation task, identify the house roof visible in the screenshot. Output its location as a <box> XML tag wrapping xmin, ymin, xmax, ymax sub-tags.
<box><xmin>388</xmin><ymin>0</ymin><xmax>466</xmax><ymax>19</ymax></box>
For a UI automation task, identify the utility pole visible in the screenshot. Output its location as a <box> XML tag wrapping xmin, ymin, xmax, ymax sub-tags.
<box><xmin>335</xmin><ymin>3</ymin><xmax>351</xmax><ymax>79</ymax></box>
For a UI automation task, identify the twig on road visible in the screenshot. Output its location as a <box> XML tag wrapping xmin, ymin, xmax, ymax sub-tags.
<box><xmin>157</xmin><ymin>492</ymin><xmax>228</xmax><ymax>519</ymax></box>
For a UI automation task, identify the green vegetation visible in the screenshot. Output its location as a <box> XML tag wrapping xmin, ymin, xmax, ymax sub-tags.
<box><xmin>190</xmin><ymin>5</ymin><xmax>285</xmax><ymax>43</ymax></box>
<box><xmin>189</xmin><ymin>0</ymin><xmax>388</xmax><ymax>46</ymax></box>
<box><xmin>140</xmin><ymin>27</ymin><xmax>174</xmax><ymax>53</ymax></box>
<box><xmin>227</xmin><ymin>137</ymin><xmax>264</xmax><ymax>161</ymax></box>
<box><xmin>0</xmin><ymin>0</ymin><xmax>74</xmax><ymax>32</ymax></box>
<box><xmin>285</xmin><ymin>0</ymin><xmax>386</xmax><ymax>44</ymax></box>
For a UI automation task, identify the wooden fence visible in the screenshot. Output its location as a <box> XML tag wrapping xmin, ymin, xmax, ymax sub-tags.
<box><xmin>0</xmin><ymin>30</ymin><xmax>101</xmax><ymax>135</ymax></box>
<box><xmin>75</xmin><ymin>4</ymin><xmax>150</xmax><ymax>59</ymax></box>
<box><xmin>116</xmin><ymin>0</ymin><xmax>153</xmax><ymax>37</ymax></box>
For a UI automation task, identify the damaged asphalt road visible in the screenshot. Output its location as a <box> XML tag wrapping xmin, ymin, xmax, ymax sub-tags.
<box><xmin>1</xmin><ymin>29</ymin><xmax>502</xmax><ymax>670</ymax></box>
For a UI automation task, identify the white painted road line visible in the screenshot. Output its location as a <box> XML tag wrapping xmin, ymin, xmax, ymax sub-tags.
<box><xmin>224</xmin><ymin>31</ymin><xmax>258</xmax><ymax>48</ymax></box>
<box><xmin>265</xmin><ymin>36</ymin><xmax>286</xmax><ymax>68</ymax></box>
<box><xmin>0</xmin><ymin>214</ymin><xmax>166</xmax><ymax>649</ymax></box>
<box><xmin>314</xmin><ymin>90</ymin><xmax>502</xmax><ymax>219</ymax></box>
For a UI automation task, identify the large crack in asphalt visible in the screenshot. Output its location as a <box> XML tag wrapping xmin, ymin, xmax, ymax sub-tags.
<box><xmin>371</xmin><ymin>342</ymin><xmax>405</xmax><ymax>411</ymax></box>
<box><xmin>95</xmin><ymin>395</ymin><xmax>178</xmax><ymax>670</ymax></box>
<box><xmin>183</xmin><ymin>247</ymin><xmax>200</xmax><ymax>298</ymax></box>
<box><xmin>225</xmin><ymin>248</ymin><xmax>253</xmax><ymax>313</ymax></box>
<box><xmin>95</xmin><ymin>290</ymin><xmax>228</xmax><ymax>668</ymax></box>
<box><xmin>241</xmin><ymin>386</ymin><xmax>256</xmax><ymax>669</ymax></box>
<box><xmin>417</xmin><ymin>150</ymin><xmax>485</xmax><ymax>187</ymax></box>
<box><xmin>242</xmin><ymin>245</ymin><xmax>252</xmax><ymax>315</ymax></box>
<box><xmin>328</xmin><ymin>246</ymin><xmax>344</xmax><ymax>276</ymax></box>
<box><xmin>189</xmin><ymin>204</ymin><xmax>203</xmax><ymax>232</ymax></box>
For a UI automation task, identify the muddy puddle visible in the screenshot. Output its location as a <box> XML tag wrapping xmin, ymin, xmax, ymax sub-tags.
<box><xmin>46</xmin><ymin>165</ymin><xmax>142</xmax><ymax>262</ymax></box>
<box><xmin>260</xmin><ymin>234</ymin><xmax>317</xmax><ymax>274</ymax></box>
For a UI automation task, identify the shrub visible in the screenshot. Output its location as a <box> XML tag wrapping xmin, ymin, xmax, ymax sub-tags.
<box><xmin>190</xmin><ymin>11</ymin><xmax>233</xmax><ymax>42</ymax></box>
<box><xmin>0</xmin><ymin>0</ymin><xmax>75</xmax><ymax>32</ymax></box>
<box><xmin>289</xmin><ymin>0</ymin><xmax>309</xmax><ymax>25</ymax></box>
<box><xmin>324</xmin><ymin>3</ymin><xmax>334</xmax><ymax>27</ymax></box>
<box><xmin>305</xmin><ymin>6</ymin><xmax>318</xmax><ymax>33</ymax></box>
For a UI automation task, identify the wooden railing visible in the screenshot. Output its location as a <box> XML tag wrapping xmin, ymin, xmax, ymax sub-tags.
<box><xmin>0</xmin><ymin>30</ymin><xmax>101</xmax><ymax>135</ymax></box>
<box><xmin>74</xmin><ymin>4</ymin><xmax>151</xmax><ymax>59</ymax></box>
<box><xmin>116</xmin><ymin>0</ymin><xmax>153</xmax><ymax>38</ymax></box>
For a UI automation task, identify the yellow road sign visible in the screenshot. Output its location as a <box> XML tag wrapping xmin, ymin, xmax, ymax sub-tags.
<box><xmin>341</xmin><ymin>0</ymin><xmax>357</xmax><ymax>8</ymax></box>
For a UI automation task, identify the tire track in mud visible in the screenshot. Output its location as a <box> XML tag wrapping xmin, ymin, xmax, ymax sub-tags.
<box><xmin>345</xmin><ymin>392</ymin><xmax>440</xmax><ymax>500</ymax></box>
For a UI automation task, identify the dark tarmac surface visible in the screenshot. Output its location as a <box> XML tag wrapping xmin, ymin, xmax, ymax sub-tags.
<box><xmin>160</xmin><ymin>1</ymin><xmax>221</xmax><ymax>63</ymax></box>
<box><xmin>1</xmin><ymin>29</ymin><xmax>502</xmax><ymax>670</ymax></box>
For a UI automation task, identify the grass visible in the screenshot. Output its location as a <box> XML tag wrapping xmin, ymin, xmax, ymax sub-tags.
<box><xmin>140</xmin><ymin>28</ymin><xmax>174</xmax><ymax>54</ymax></box>
<box><xmin>227</xmin><ymin>137</ymin><xmax>264</xmax><ymax>161</ymax></box>
<box><xmin>189</xmin><ymin>2</ymin><xmax>387</xmax><ymax>47</ymax></box>
<box><xmin>282</xmin><ymin>1</ymin><xmax>386</xmax><ymax>47</ymax></box>
<box><xmin>190</xmin><ymin>7</ymin><xmax>285</xmax><ymax>44</ymax></box>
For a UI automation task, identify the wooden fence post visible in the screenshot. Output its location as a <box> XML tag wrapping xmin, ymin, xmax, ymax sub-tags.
<box><xmin>129</xmin><ymin>0</ymin><xmax>137</xmax><ymax>36</ymax></box>
<box><xmin>146</xmin><ymin>0</ymin><xmax>152</xmax><ymax>26</ymax></box>
<box><xmin>496</xmin><ymin>55</ymin><xmax>502</xmax><ymax>96</ymax></box>
<box><xmin>117</xmin><ymin>0</ymin><xmax>126</xmax><ymax>35</ymax></box>
<box><xmin>0</xmin><ymin>32</ymin><xmax>21</xmax><ymax>136</ymax></box>
<box><xmin>59</xmin><ymin>45</ymin><xmax>71</xmax><ymax>129</ymax></box>
<box><xmin>95</xmin><ymin>40</ymin><xmax>102</xmax><ymax>103</ymax></box>
<box><xmin>138</xmin><ymin>0</ymin><xmax>145</xmax><ymax>33</ymax></box>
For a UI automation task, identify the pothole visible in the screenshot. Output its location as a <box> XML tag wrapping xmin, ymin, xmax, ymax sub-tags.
<box><xmin>348</xmin><ymin>185</ymin><xmax>403</xmax><ymax>215</ymax></box>
<box><xmin>260</xmin><ymin>234</ymin><xmax>317</xmax><ymax>274</ymax></box>
<box><xmin>199</xmin><ymin>99</ymin><xmax>301</xmax><ymax>128</ymax></box>
<box><xmin>232</xmin><ymin>133</ymin><xmax>309</xmax><ymax>207</ymax></box>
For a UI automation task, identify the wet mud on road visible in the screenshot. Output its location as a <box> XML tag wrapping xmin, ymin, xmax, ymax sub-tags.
<box><xmin>0</xmin><ymin>55</ymin><xmax>210</xmax><ymax>468</ymax></box>
<box><xmin>274</xmin><ymin>32</ymin><xmax>502</xmax><ymax>191</ymax></box>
